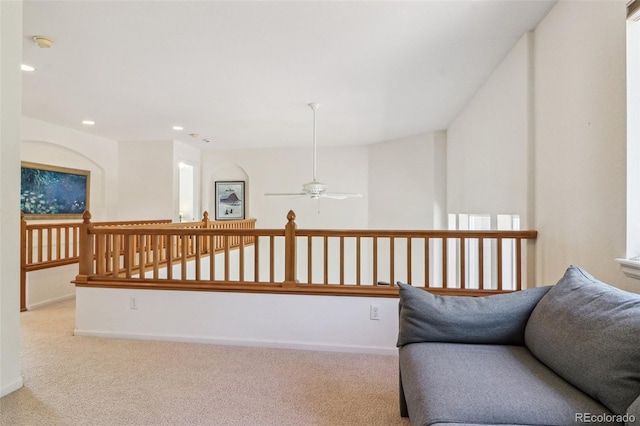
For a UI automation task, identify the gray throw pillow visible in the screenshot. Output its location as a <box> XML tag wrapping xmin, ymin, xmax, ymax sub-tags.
<box><xmin>525</xmin><ymin>265</ymin><xmax>640</xmax><ymax>415</ymax></box>
<box><xmin>396</xmin><ymin>282</ymin><xmax>551</xmax><ymax>347</ymax></box>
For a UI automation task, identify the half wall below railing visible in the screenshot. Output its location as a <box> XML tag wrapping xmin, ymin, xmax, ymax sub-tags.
<box><xmin>74</xmin><ymin>210</ymin><xmax>537</xmax><ymax>297</ymax></box>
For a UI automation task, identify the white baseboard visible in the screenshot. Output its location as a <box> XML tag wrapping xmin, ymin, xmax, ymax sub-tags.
<box><xmin>28</xmin><ymin>294</ymin><xmax>75</xmax><ymax>310</ymax></box>
<box><xmin>1</xmin><ymin>376</ymin><xmax>24</xmax><ymax>397</ymax></box>
<box><xmin>73</xmin><ymin>329</ymin><xmax>398</xmax><ymax>356</ymax></box>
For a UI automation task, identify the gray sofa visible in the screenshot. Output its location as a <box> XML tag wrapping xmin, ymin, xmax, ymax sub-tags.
<box><xmin>397</xmin><ymin>265</ymin><xmax>640</xmax><ymax>426</ymax></box>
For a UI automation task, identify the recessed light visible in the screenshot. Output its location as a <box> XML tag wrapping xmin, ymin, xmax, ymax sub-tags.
<box><xmin>82</xmin><ymin>120</ymin><xmax>95</xmax><ymax>126</ymax></box>
<box><xmin>21</xmin><ymin>64</ymin><xmax>36</xmax><ymax>72</ymax></box>
<box><xmin>32</xmin><ymin>36</ymin><xmax>54</xmax><ymax>48</ymax></box>
<box><xmin>172</xmin><ymin>126</ymin><xmax>183</xmax><ymax>131</ymax></box>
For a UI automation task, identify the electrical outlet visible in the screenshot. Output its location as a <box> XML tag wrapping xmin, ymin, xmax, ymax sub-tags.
<box><xmin>130</xmin><ymin>296</ymin><xmax>138</xmax><ymax>310</ymax></box>
<box><xmin>370</xmin><ymin>304</ymin><xmax>381</xmax><ymax>320</ymax></box>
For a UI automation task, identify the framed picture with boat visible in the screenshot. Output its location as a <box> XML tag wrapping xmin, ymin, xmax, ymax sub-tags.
<box><xmin>215</xmin><ymin>181</ymin><xmax>245</xmax><ymax>220</ymax></box>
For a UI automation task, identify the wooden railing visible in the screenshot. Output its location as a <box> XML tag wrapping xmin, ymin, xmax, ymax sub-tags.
<box><xmin>74</xmin><ymin>210</ymin><xmax>537</xmax><ymax>298</ymax></box>
<box><xmin>19</xmin><ymin>211</ymin><xmax>256</xmax><ymax>311</ymax></box>
<box><xmin>88</xmin><ymin>212</ymin><xmax>256</xmax><ymax>281</ymax></box>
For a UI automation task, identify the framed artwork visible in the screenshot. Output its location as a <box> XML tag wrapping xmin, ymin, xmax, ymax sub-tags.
<box><xmin>21</xmin><ymin>162</ymin><xmax>90</xmax><ymax>219</ymax></box>
<box><xmin>215</xmin><ymin>181</ymin><xmax>245</xmax><ymax>220</ymax></box>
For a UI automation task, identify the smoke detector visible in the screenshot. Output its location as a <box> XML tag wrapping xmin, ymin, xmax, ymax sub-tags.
<box><xmin>33</xmin><ymin>36</ymin><xmax>54</xmax><ymax>48</ymax></box>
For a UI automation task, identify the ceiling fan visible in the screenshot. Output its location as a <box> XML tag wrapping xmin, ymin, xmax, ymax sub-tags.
<box><xmin>265</xmin><ymin>103</ymin><xmax>363</xmax><ymax>200</ymax></box>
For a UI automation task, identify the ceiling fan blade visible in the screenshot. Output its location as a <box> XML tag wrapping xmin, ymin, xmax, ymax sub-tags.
<box><xmin>264</xmin><ymin>192</ymin><xmax>307</xmax><ymax>198</ymax></box>
<box><xmin>320</xmin><ymin>192</ymin><xmax>363</xmax><ymax>200</ymax></box>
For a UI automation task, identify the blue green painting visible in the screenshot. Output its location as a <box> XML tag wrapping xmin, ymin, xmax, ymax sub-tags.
<box><xmin>21</xmin><ymin>164</ymin><xmax>89</xmax><ymax>216</ymax></box>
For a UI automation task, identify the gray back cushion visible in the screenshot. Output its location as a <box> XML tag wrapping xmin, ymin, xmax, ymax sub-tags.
<box><xmin>525</xmin><ymin>265</ymin><xmax>640</xmax><ymax>415</ymax></box>
<box><xmin>397</xmin><ymin>282</ymin><xmax>551</xmax><ymax>347</ymax></box>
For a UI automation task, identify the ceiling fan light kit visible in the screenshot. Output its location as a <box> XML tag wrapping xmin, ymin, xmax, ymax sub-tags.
<box><xmin>265</xmin><ymin>103</ymin><xmax>363</xmax><ymax>201</ymax></box>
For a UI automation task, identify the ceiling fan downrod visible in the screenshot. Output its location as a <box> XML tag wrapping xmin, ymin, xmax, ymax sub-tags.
<box><xmin>309</xmin><ymin>102</ymin><xmax>319</xmax><ymax>183</ymax></box>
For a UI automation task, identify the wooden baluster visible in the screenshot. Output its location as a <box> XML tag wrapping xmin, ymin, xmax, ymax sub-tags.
<box><xmin>373</xmin><ymin>237</ymin><xmax>378</xmax><ymax>286</ymax></box>
<box><xmin>209</xmin><ymin>234</ymin><xmax>215</xmax><ymax>281</ymax></box>
<box><xmin>55</xmin><ymin>227</ymin><xmax>61</xmax><ymax>261</ymax></box>
<box><xmin>181</xmin><ymin>235</ymin><xmax>188</xmax><ymax>281</ymax></box>
<box><xmin>151</xmin><ymin>235</ymin><xmax>159</xmax><ymax>279</ymax></box>
<box><xmin>224</xmin><ymin>235</ymin><xmax>230</xmax><ymax>282</ymax></box>
<box><xmin>73</xmin><ymin>225</ymin><xmax>79</xmax><ymax>258</ymax></box>
<box><xmin>47</xmin><ymin>228</ymin><xmax>52</xmax><ymax>262</ymax></box>
<box><xmin>424</xmin><ymin>238</ymin><xmax>430</xmax><ymax>289</ymax></box>
<box><xmin>166</xmin><ymin>235</ymin><xmax>173</xmax><ymax>280</ymax></box>
<box><xmin>406</xmin><ymin>238</ymin><xmax>412</xmax><ymax>285</ymax></box>
<box><xmin>138</xmin><ymin>235</ymin><xmax>149</xmax><ymax>272</ymax></box>
<box><xmin>96</xmin><ymin>234</ymin><xmax>106</xmax><ymax>275</ymax></box>
<box><xmin>269</xmin><ymin>235</ymin><xmax>275</xmax><ymax>283</ymax></box>
<box><xmin>390</xmin><ymin>237</ymin><xmax>395</xmax><ymax>287</ymax></box>
<box><xmin>323</xmin><ymin>236</ymin><xmax>329</xmax><ymax>285</ymax></box>
<box><xmin>105</xmin><ymin>235</ymin><xmax>112</xmax><ymax>273</ymax></box>
<box><xmin>65</xmin><ymin>226</ymin><xmax>70</xmax><ymax>259</ymax></box>
<box><xmin>307</xmin><ymin>236</ymin><xmax>312</xmax><ymax>284</ymax></box>
<box><xmin>37</xmin><ymin>228</ymin><xmax>43</xmax><ymax>263</ymax></box>
<box><xmin>356</xmin><ymin>237</ymin><xmax>361</xmax><ymax>286</ymax></box>
<box><xmin>339</xmin><ymin>236</ymin><xmax>345</xmax><ymax>285</ymax></box>
<box><xmin>195</xmin><ymin>235</ymin><xmax>201</xmax><ymax>281</ymax></box>
<box><xmin>239</xmin><ymin>235</ymin><xmax>245</xmax><ymax>282</ymax></box>
<box><xmin>144</xmin><ymin>235</ymin><xmax>151</xmax><ymax>267</ymax></box>
<box><xmin>442</xmin><ymin>238</ymin><xmax>448</xmax><ymax>288</ymax></box>
<box><xmin>124</xmin><ymin>235</ymin><xmax>132</xmax><ymax>278</ymax></box>
<box><xmin>138</xmin><ymin>234</ymin><xmax>145</xmax><ymax>278</ymax></box>
<box><xmin>254</xmin><ymin>236</ymin><xmax>260</xmax><ymax>283</ymax></box>
<box><xmin>28</xmin><ymin>228</ymin><xmax>34</xmax><ymax>264</ymax></box>
<box><xmin>112</xmin><ymin>234</ymin><xmax>121</xmax><ymax>276</ymax></box>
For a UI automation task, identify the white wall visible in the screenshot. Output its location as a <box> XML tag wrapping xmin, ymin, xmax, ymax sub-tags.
<box><xmin>118</xmin><ymin>140</ymin><xmax>174</xmax><ymax>220</ymax></box>
<box><xmin>119</xmin><ymin>139</ymin><xmax>202</xmax><ymax>222</ymax></box>
<box><xmin>627</xmin><ymin>21</ymin><xmax>640</xmax><ymax>260</ymax></box>
<box><xmin>447</xmin><ymin>32</ymin><xmax>533</xmax><ymax>226</ymax></box>
<box><xmin>368</xmin><ymin>131</ymin><xmax>446</xmax><ymax>230</ymax></box>
<box><xmin>534</xmin><ymin>1</ymin><xmax>633</xmax><ymax>290</ymax></box>
<box><xmin>1</xmin><ymin>0</ymin><xmax>24</xmax><ymax>397</ymax></box>
<box><xmin>75</xmin><ymin>287</ymin><xmax>399</xmax><ymax>355</ymax></box>
<box><xmin>445</xmin><ymin>3</ymin><xmax>636</xmax><ymax>292</ymax></box>
<box><xmin>25</xmin><ymin>265</ymin><xmax>76</xmax><ymax>310</ymax></box>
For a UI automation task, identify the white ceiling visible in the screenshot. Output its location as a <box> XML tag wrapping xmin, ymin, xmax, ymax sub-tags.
<box><xmin>22</xmin><ymin>0</ymin><xmax>556</xmax><ymax>150</ymax></box>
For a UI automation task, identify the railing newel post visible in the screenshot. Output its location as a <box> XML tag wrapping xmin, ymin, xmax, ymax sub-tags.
<box><xmin>76</xmin><ymin>210</ymin><xmax>94</xmax><ymax>283</ymax></box>
<box><xmin>283</xmin><ymin>210</ymin><xmax>297</xmax><ymax>288</ymax></box>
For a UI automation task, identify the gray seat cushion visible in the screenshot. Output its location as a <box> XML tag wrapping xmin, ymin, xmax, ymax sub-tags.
<box><xmin>397</xmin><ymin>282</ymin><xmax>551</xmax><ymax>347</ymax></box>
<box><xmin>399</xmin><ymin>342</ymin><xmax>618</xmax><ymax>426</ymax></box>
<box><xmin>525</xmin><ymin>265</ymin><xmax>640</xmax><ymax>415</ymax></box>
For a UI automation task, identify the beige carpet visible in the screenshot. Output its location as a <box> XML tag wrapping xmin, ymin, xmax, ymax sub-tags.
<box><xmin>0</xmin><ymin>298</ymin><xmax>410</xmax><ymax>426</ymax></box>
